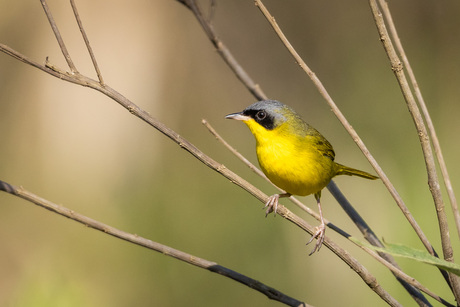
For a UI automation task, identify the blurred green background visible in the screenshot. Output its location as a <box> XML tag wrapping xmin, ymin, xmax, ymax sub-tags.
<box><xmin>1</xmin><ymin>0</ymin><xmax>459</xmax><ymax>306</ymax></box>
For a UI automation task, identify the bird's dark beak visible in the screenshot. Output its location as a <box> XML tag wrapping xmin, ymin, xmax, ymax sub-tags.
<box><xmin>225</xmin><ymin>112</ymin><xmax>250</xmax><ymax>121</ymax></box>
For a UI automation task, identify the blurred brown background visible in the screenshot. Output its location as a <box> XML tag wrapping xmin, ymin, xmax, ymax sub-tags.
<box><xmin>1</xmin><ymin>0</ymin><xmax>459</xmax><ymax>306</ymax></box>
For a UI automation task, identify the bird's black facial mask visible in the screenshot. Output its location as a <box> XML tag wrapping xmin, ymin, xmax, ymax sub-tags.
<box><xmin>242</xmin><ymin>109</ymin><xmax>277</xmax><ymax>130</ymax></box>
<box><xmin>239</xmin><ymin>100</ymin><xmax>289</xmax><ymax>130</ymax></box>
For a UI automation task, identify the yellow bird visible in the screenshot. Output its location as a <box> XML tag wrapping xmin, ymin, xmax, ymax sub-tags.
<box><xmin>226</xmin><ymin>100</ymin><xmax>378</xmax><ymax>253</ymax></box>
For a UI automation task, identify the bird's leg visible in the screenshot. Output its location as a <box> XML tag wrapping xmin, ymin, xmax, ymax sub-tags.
<box><xmin>306</xmin><ymin>192</ymin><xmax>326</xmax><ymax>255</ymax></box>
<box><xmin>264</xmin><ymin>193</ymin><xmax>291</xmax><ymax>217</ymax></box>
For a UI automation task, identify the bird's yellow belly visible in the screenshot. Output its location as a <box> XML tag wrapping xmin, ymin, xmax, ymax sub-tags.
<box><xmin>257</xmin><ymin>141</ymin><xmax>335</xmax><ymax>196</ymax></box>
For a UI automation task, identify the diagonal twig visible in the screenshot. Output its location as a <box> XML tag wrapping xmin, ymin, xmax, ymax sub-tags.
<box><xmin>40</xmin><ymin>0</ymin><xmax>77</xmax><ymax>73</ymax></box>
<box><xmin>70</xmin><ymin>0</ymin><xmax>104</xmax><ymax>84</ymax></box>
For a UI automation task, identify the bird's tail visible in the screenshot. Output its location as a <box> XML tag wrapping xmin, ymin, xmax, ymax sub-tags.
<box><xmin>335</xmin><ymin>163</ymin><xmax>379</xmax><ymax>180</ymax></box>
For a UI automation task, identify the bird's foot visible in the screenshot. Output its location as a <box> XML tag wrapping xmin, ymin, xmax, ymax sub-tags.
<box><xmin>264</xmin><ymin>194</ymin><xmax>280</xmax><ymax>217</ymax></box>
<box><xmin>306</xmin><ymin>221</ymin><xmax>326</xmax><ymax>255</ymax></box>
<box><xmin>263</xmin><ymin>193</ymin><xmax>291</xmax><ymax>217</ymax></box>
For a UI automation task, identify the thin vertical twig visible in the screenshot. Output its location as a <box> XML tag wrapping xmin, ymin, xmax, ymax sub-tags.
<box><xmin>40</xmin><ymin>0</ymin><xmax>78</xmax><ymax>73</ymax></box>
<box><xmin>368</xmin><ymin>0</ymin><xmax>460</xmax><ymax>301</ymax></box>
<box><xmin>70</xmin><ymin>0</ymin><xmax>104</xmax><ymax>85</ymax></box>
<box><xmin>377</xmin><ymin>0</ymin><xmax>460</xmax><ymax>241</ymax></box>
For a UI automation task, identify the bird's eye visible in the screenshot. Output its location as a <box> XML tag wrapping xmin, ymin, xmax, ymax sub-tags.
<box><xmin>256</xmin><ymin>111</ymin><xmax>266</xmax><ymax>120</ymax></box>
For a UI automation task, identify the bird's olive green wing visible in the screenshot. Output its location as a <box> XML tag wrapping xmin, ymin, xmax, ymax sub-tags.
<box><xmin>305</xmin><ymin>125</ymin><xmax>335</xmax><ymax>161</ymax></box>
<box><xmin>314</xmin><ymin>137</ymin><xmax>335</xmax><ymax>161</ymax></box>
<box><xmin>287</xmin><ymin>112</ymin><xmax>336</xmax><ymax>161</ymax></box>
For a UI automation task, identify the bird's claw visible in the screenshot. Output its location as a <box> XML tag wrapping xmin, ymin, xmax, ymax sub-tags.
<box><xmin>264</xmin><ymin>194</ymin><xmax>279</xmax><ymax>217</ymax></box>
<box><xmin>306</xmin><ymin>222</ymin><xmax>326</xmax><ymax>255</ymax></box>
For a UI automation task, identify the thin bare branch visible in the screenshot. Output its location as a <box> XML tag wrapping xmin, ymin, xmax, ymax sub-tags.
<box><xmin>377</xmin><ymin>0</ymin><xmax>460</xmax><ymax>240</ymax></box>
<box><xmin>70</xmin><ymin>0</ymin><xmax>104</xmax><ymax>84</ymax></box>
<box><xmin>0</xmin><ymin>180</ymin><xmax>307</xmax><ymax>307</ymax></box>
<box><xmin>368</xmin><ymin>0</ymin><xmax>460</xmax><ymax>301</ymax></box>
<box><xmin>40</xmin><ymin>0</ymin><xmax>77</xmax><ymax>73</ymax></box>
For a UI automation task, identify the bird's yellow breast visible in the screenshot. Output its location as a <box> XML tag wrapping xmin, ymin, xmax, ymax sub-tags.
<box><xmin>245</xmin><ymin>119</ymin><xmax>336</xmax><ymax>196</ymax></box>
